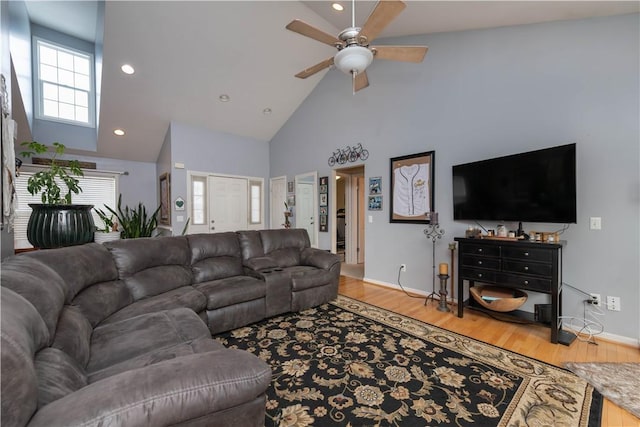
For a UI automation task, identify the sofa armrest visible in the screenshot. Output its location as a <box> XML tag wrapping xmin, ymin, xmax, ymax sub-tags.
<box><xmin>28</xmin><ymin>350</ymin><xmax>271</xmax><ymax>427</ymax></box>
<box><xmin>301</xmin><ymin>248</ymin><xmax>340</xmax><ymax>270</ymax></box>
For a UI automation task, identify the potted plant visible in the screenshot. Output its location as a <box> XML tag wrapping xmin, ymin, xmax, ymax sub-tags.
<box><xmin>20</xmin><ymin>141</ymin><xmax>94</xmax><ymax>248</ymax></box>
<box><xmin>103</xmin><ymin>194</ymin><xmax>160</xmax><ymax>239</ymax></box>
<box><xmin>93</xmin><ymin>207</ymin><xmax>121</xmax><ymax>244</ymax></box>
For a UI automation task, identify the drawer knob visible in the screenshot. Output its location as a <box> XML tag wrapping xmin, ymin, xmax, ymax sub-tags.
<box><xmin>524</xmin><ymin>252</ymin><xmax>529</xmax><ymax>256</ymax></box>
<box><xmin>524</xmin><ymin>266</ymin><xmax>529</xmax><ymax>271</ymax></box>
<box><xmin>478</xmin><ymin>248</ymin><xmax>483</xmax><ymax>253</ymax></box>
<box><xmin>478</xmin><ymin>273</ymin><xmax>483</xmax><ymax>278</ymax></box>
<box><xmin>524</xmin><ymin>280</ymin><xmax>529</xmax><ymax>285</ymax></box>
<box><xmin>478</xmin><ymin>261</ymin><xmax>483</xmax><ymax>265</ymax></box>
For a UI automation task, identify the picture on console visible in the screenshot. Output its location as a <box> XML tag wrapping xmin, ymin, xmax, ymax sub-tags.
<box><xmin>389</xmin><ymin>151</ymin><xmax>435</xmax><ymax>224</ymax></box>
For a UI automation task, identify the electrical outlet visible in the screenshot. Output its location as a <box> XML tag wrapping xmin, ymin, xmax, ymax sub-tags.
<box><xmin>400</xmin><ymin>264</ymin><xmax>407</xmax><ymax>272</ymax></box>
<box><xmin>606</xmin><ymin>296</ymin><xmax>621</xmax><ymax>311</ymax></box>
<box><xmin>589</xmin><ymin>293</ymin><xmax>601</xmax><ymax>306</ymax></box>
<box><xmin>590</xmin><ymin>217</ymin><xmax>602</xmax><ymax>230</ymax></box>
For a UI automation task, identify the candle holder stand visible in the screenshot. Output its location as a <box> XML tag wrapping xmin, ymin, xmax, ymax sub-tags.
<box><xmin>437</xmin><ymin>274</ymin><xmax>451</xmax><ymax>312</ymax></box>
<box><xmin>423</xmin><ymin>215</ymin><xmax>445</xmax><ymax>306</ymax></box>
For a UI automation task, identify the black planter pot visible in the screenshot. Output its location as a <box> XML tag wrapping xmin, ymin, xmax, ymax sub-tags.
<box><xmin>27</xmin><ymin>204</ymin><xmax>95</xmax><ymax>249</ymax></box>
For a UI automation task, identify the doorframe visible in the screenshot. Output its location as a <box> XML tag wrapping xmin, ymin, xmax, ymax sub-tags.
<box><xmin>330</xmin><ymin>166</ymin><xmax>365</xmax><ymax>264</ymax></box>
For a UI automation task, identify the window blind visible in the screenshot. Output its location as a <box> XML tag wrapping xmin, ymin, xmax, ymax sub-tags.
<box><xmin>14</xmin><ymin>168</ymin><xmax>118</xmax><ymax>249</ymax></box>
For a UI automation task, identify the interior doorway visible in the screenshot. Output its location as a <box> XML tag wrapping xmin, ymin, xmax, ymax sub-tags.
<box><xmin>334</xmin><ymin>166</ymin><xmax>365</xmax><ymax>278</ymax></box>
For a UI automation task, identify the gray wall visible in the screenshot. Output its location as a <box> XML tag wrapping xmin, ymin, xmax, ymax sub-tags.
<box><xmin>167</xmin><ymin>121</ymin><xmax>270</xmax><ymax>232</ymax></box>
<box><xmin>270</xmin><ymin>15</ymin><xmax>639</xmax><ymax>342</ymax></box>
<box><xmin>1</xmin><ymin>0</ymin><xmax>14</xmax><ymax>259</ymax></box>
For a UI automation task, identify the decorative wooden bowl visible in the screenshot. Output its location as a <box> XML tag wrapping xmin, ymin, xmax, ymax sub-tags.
<box><xmin>470</xmin><ymin>286</ymin><xmax>528</xmax><ymax>312</ymax></box>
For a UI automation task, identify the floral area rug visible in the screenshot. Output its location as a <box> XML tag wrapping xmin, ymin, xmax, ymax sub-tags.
<box><xmin>215</xmin><ymin>296</ymin><xmax>602</xmax><ymax>426</ymax></box>
<box><xmin>564</xmin><ymin>362</ymin><xmax>639</xmax><ymax>419</ymax></box>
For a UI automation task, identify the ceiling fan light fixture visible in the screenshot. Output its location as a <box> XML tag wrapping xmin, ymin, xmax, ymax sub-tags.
<box><xmin>334</xmin><ymin>46</ymin><xmax>373</xmax><ymax>75</ymax></box>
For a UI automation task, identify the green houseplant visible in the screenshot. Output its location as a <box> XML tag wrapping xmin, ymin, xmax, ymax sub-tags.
<box><xmin>103</xmin><ymin>194</ymin><xmax>160</xmax><ymax>239</ymax></box>
<box><xmin>20</xmin><ymin>141</ymin><xmax>95</xmax><ymax>248</ymax></box>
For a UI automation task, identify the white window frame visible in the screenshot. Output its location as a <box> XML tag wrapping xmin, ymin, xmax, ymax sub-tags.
<box><xmin>14</xmin><ymin>165</ymin><xmax>118</xmax><ymax>249</ymax></box>
<box><xmin>33</xmin><ymin>37</ymin><xmax>96</xmax><ymax>128</ymax></box>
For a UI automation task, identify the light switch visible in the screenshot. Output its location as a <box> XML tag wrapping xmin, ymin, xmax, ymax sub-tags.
<box><xmin>368</xmin><ymin>215</ymin><xmax>373</xmax><ymax>223</ymax></box>
<box><xmin>589</xmin><ymin>217</ymin><xmax>601</xmax><ymax>230</ymax></box>
<box><xmin>174</xmin><ymin>162</ymin><xmax>185</xmax><ymax>169</ymax></box>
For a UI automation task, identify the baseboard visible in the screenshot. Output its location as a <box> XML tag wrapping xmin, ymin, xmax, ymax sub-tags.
<box><xmin>361</xmin><ymin>277</ymin><xmax>639</xmax><ymax>348</ymax></box>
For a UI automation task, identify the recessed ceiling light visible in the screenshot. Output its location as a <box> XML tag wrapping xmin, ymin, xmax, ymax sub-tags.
<box><xmin>219</xmin><ymin>94</ymin><xmax>231</xmax><ymax>102</ymax></box>
<box><xmin>263</xmin><ymin>108</ymin><xmax>272</xmax><ymax>115</ymax></box>
<box><xmin>113</xmin><ymin>129</ymin><xmax>125</xmax><ymax>136</ymax></box>
<box><xmin>332</xmin><ymin>3</ymin><xmax>344</xmax><ymax>11</ymax></box>
<box><xmin>121</xmin><ymin>64</ymin><xmax>135</xmax><ymax>75</ymax></box>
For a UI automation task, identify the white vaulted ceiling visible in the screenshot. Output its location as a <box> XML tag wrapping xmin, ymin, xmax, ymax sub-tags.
<box><xmin>22</xmin><ymin>1</ymin><xmax>639</xmax><ymax>162</ymax></box>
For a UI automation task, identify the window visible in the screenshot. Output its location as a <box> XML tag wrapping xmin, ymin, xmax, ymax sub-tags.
<box><xmin>14</xmin><ymin>167</ymin><xmax>117</xmax><ymax>249</ymax></box>
<box><xmin>250</xmin><ymin>181</ymin><xmax>262</xmax><ymax>224</ymax></box>
<box><xmin>34</xmin><ymin>38</ymin><xmax>95</xmax><ymax>126</ymax></box>
<box><xmin>191</xmin><ymin>176</ymin><xmax>207</xmax><ymax>225</ymax></box>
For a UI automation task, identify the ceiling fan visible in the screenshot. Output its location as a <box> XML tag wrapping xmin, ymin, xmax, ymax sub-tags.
<box><xmin>286</xmin><ymin>0</ymin><xmax>428</xmax><ymax>93</ymax></box>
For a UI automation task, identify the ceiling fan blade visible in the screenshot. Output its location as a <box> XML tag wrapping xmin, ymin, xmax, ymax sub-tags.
<box><xmin>354</xmin><ymin>71</ymin><xmax>369</xmax><ymax>92</ymax></box>
<box><xmin>372</xmin><ymin>46</ymin><xmax>428</xmax><ymax>63</ymax></box>
<box><xmin>295</xmin><ymin>57</ymin><xmax>335</xmax><ymax>79</ymax></box>
<box><xmin>286</xmin><ymin>19</ymin><xmax>342</xmax><ymax>47</ymax></box>
<box><xmin>358</xmin><ymin>0</ymin><xmax>406</xmax><ymax>44</ymax></box>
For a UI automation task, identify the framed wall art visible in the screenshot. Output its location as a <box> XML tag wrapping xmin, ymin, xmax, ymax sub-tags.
<box><xmin>389</xmin><ymin>151</ymin><xmax>435</xmax><ymax>224</ymax></box>
<box><xmin>319</xmin><ymin>176</ymin><xmax>329</xmax><ymax>232</ymax></box>
<box><xmin>369</xmin><ymin>176</ymin><xmax>382</xmax><ymax>195</ymax></box>
<box><xmin>368</xmin><ymin>195</ymin><xmax>382</xmax><ymax>211</ymax></box>
<box><xmin>159</xmin><ymin>172</ymin><xmax>171</xmax><ymax>225</ymax></box>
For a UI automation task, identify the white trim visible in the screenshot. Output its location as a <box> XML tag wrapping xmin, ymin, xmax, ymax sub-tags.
<box><xmin>33</xmin><ymin>37</ymin><xmax>96</xmax><ymax>128</ymax></box>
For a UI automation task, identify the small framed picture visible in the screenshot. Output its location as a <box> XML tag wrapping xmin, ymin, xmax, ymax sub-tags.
<box><xmin>287</xmin><ymin>181</ymin><xmax>294</xmax><ymax>193</ymax></box>
<box><xmin>368</xmin><ymin>195</ymin><xmax>383</xmax><ymax>211</ymax></box>
<box><xmin>287</xmin><ymin>195</ymin><xmax>295</xmax><ymax>207</ymax></box>
<box><xmin>320</xmin><ymin>193</ymin><xmax>328</xmax><ymax>206</ymax></box>
<box><xmin>319</xmin><ymin>176</ymin><xmax>328</xmax><ymax>186</ymax></box>
<box><xmin>319</xmin><ymin>184</ymin><xmax>328</xmax><ymax>194</ymax></box>
<box><xmin>369</xmin><ymin>176</ymin><xmax>382</xmax><ymax>195</ymax></box>
<box><xmin>320</xmin><ymin>206</ymin><xmax>328</xmax><ymax>216</ymax></box>
<box><xmin>320</xmin><ymin>215</ymin><xmax>327</xmax><ymax>225</ymax></box>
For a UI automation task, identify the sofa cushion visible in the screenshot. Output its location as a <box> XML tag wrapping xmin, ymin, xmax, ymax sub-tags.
<box><xmin>88</xmin><ymin>308</ymin><xmax>210</xmax><ymax>373</ymax></box>
<box><xmin>71</xmin><ymin>279</ymin><xmax>133</xmax><ymax>327</ymax></box>
<box><xmin>88</xmin><ymin>337</ymin><xmax>224</xmax><ymax>383</ymax></box>
<box><xmin>1</xmin><ymin>257</ymin><xmax>66</xmax><ymax>340</ymax></box>
<box><xmin>268</xmin><ymin>248</ymin><xmax>301</xmax><ymax>268</ymax></box>
<box><xmin>22</xmin><ymin>243</ymin><xmax>119</xmax><ymax>302</ymax></box>
<box><xmin>100</xmin><ymin>286</ymin><xmax>207</xmax><ymax>325</ymax></box>
<box><xmin>1</xmin><ymin>288</ymin><xmax>49</xmax><ymax>427</ymax></box>
<box><xmin>194</xmin><ymin>276</ymin><xmax>266</xmax><ymax>310</ymax></box>
<box><xmin>105</xmin><ymin>236</ymin><xmax>193</xmax><ymax>300</ymax></box>
<box><xmin>34</xmin><ymin>347</ymin><xmax>87</xmax><ymax>408</ymax></box>
<box><xmin>259</xmin><ymin>228</ymin><xmax>310</xmax><ymax>253</ymax></box>
<box><xmin>237</xmin><ymin>230</ymin><xmax>265</xmax><ymax>262</ymax></box>
<box><xmin>290</xmin><ymin>268</ymin><xmax>335</xmax><ymax>292</ymax></box>
<box><xmin>188</xmin><ymin>233</ymin><xmax>244</xmax><ymax>283</ymax></box>
<box><xmin>51</xmin><ymin>306</ymin><xmax>92</xmax><ymax>368</ymax></box>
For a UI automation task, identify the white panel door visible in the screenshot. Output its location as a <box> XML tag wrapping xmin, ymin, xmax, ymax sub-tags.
<box><xmin>209</xmin><ymin>176</ymin><xmax>248</xmax><ymax>233</ymax></box>
<box><xmin>296</xmin><ymin>182</ymin><xmax>315</xmax><ymax>246</ymax></box>
<box><xmin>270</xmin><ymin>176</ymin><xmax>287</xmax><ymax>229</ymax></box>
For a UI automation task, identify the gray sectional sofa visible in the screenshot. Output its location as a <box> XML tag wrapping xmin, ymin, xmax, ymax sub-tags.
<box><xmin>1</xmin><ymin>228</ymin><xmax>340</xmax><ymax>427</ymax></box>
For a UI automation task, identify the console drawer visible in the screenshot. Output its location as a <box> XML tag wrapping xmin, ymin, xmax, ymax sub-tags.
<box><xmin>461</xmin><ymin>244</ymin><xmax>500</xmax><ymax>257</ymax></box>
<box><xmin>502</xmin><ymin>260</ymin><xmax>552</xmax><ymax>277</ymax></box>
<box><xmin>502</xmin><ymin>247</ymin><xmax>551</xmax><ymax>262</ymax></box>
<box><xmin>496</xmin><ymin>273</ymin><xmax>552</xmax><ymax>292</ymax></box>
<box><xmin>460</xmin><ymin>268</ymin><xmax>496</xmax><ymax>283</ymax></box>
<box><xmin>461</xmin><ymin>255</ymin><xmax>501</xmax><ymax>270</ymax></box>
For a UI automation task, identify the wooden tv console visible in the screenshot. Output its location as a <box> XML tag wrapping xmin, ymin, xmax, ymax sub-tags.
<box><xmin>454</xmin><ymin>237</ymin><xmax>575</xmax><ymax>345</ymax></box>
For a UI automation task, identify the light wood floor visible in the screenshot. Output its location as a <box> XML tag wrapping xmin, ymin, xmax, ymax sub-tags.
<box><xmin>339</xmin><ymin>276</ymin><xmax>640</xmax><ymax>427</ymax></box>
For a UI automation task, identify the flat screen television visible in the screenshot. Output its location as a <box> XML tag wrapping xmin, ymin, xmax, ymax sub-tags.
<box><xmin>452</xmin><ymin>143</ymin><xmax>576</xmax><ymax>224</ymax></box>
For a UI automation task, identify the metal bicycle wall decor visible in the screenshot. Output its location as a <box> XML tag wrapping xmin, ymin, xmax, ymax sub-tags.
<box><xmin>328</xmin><ymin>143</ymin><xmax>369</xmax><ymax>166</ymax></box>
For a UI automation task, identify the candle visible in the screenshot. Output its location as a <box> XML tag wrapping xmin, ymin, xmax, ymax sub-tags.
<box><xmin>439</xmin><ymin>263</ymin><xmax>448</xmax><ymax>275</ymax></box>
